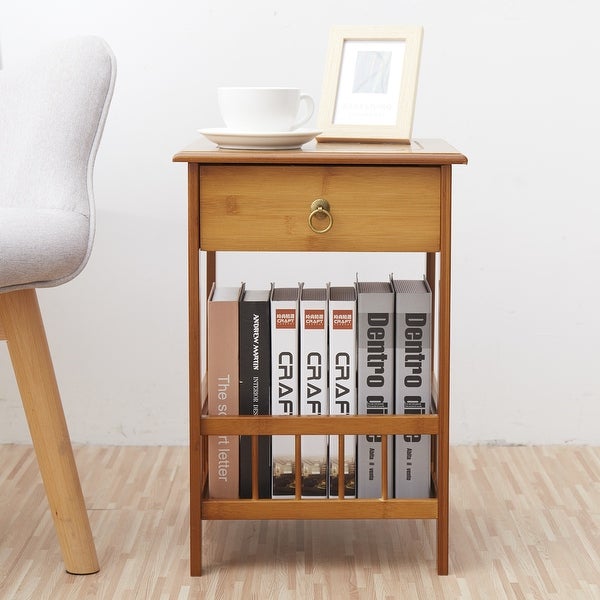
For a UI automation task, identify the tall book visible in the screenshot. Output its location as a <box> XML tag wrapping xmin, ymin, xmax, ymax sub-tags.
<box><xmin>207</xmin><ymin>283</ymin><xmax>243</xmax><ymax>499</ymax></box>
<box><xmin>356</xmin><ymin>279</ymin><xmax>394</xmax><ymax>499</ymax></box>
<box><xmin>239</xmin><ymin>287</ymin><xmax>272</xmax><ymax>499</ymax></box>
<box><xmin>270</xmin><ymin>285</ymin><xmax>301</xmax><ymax>498</ymax></box>
<box><xmin>392</xmin><ymin>278</ymin><xmax>432</xmax><ymax>498</ymax></box>
<box><xmin>328</xmin><ymin>285</ymin><xmax>357</xmax><ymax>499</ymax></box>
<box><xmin>299</xmin><ymin>287</ymin><xmax>328</xmax><ymax>498</ymax></box>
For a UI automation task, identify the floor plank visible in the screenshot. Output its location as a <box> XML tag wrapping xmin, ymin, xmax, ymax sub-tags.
<box><xmin>0</xmin><ymin>445</ymin><xmax>598</xmax><ymax>599</ymax></box>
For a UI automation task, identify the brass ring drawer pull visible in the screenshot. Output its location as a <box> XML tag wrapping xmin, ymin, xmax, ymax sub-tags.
<box><xmin>308</xmin><ymin>198</ymin><xmax>333</xmax><ymax>234</ymax></box>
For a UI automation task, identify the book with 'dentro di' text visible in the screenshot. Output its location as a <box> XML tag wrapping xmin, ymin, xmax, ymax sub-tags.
<box><xmin>356</xmin><ymin>279</ymin><xmax>394</xmax><ymax>499</ymax></box>
<box><xmin>392</xmin><ymin>277</ymin><xmax>432</xmax><ymax>498</ymax></box>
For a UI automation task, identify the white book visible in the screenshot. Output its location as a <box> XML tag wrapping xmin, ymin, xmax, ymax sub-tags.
<box><xmin>392</xmin><ymin>278</ymin><xmax>432</xmax><ymax>498</ymax></box>
<box><xmin>328</xmin><ymin>286</ymin><xmax>357</xmax><ymax>498</ymax></box>
<box><xmin>299</xmin><ymin>287</ymin><xmax>328</xmax><ymax>498</ymax></box>
<box><xmin>270</xmin><ymin>285</ymin><xmax>301</xmax><ymax>498</ymax></box>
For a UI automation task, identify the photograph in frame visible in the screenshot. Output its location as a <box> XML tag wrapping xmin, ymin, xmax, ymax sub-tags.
<box><xmin>317</xmin><ymin>26</ymin><xmax>423</xmax><ymax>143</ymax></box>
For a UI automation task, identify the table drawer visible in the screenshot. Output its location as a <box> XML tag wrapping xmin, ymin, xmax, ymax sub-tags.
<box><xmin>199</xmin><ymin>165</ymin><xmax>441</xmax><ymax>252</ymax></box>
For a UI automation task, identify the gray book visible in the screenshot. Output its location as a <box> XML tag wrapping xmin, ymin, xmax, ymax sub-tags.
<box><xmin>392</xmin><ymin>278</ymin><xmax>432</xmax><ymax>498</ymax></box>
<box><xmin>356</xmin><ymin>280</ymin><xmax>394</xmax><ymax>499</ymax></box>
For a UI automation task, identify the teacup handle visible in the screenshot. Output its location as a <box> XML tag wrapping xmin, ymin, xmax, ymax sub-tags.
<box><xmin>291</xmin><ymin>94</ymin><xmax>314</xmax><ymax>130</ymax></box>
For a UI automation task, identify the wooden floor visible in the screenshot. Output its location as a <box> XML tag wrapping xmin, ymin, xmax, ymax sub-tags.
<box><xmin>0</xmin><ymin>445</ymin><xmax>598</xmax><ymax>599</ymax></box>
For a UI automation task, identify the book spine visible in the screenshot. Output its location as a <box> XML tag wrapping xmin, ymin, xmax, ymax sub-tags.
<box><xmin>300</xmin><ymin>297</ymin><xmax>328</xmax><ymax>498</ymax></box>
<box><xmin>356</xmin><ymin>287</ymin><xmax>394</xmax><ymax>498</ymax></box>
<box><xmin>207</xmin><ymin>288</ymin><xmax>240</xmax><ymax>499</ymax></box>
<box><xmin>328</xmin><ymin>293</ymin><xmax>357</xmax><ymax>498</ymax></box>
<box><xmin>239</xmin><ymin>299</ymin><xmax>271</xmax><ymax>498</ymax></box>
<box><xmin>394</xmin><ymin>282</ymin><xmax>432</xmax><ymax>498</ymax></box>
<box><xmin>271</xmin><ymin>295</ymin><xmax>299</xmax><ymax>498</ymax></box>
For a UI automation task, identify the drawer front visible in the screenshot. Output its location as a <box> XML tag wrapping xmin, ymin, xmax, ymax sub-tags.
<box><xmin>199</xmin><ymin>165</ymin><xmax>441</xmax><ymax>252</ymax></box>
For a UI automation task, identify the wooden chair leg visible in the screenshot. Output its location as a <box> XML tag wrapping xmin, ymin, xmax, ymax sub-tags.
<box><xmin>0</xmin><ymin>288</ymin><xmax>99</xmax><ymax>575</ymax></box>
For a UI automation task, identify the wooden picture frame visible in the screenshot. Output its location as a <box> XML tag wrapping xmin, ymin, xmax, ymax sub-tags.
<box><xmin>317</xmin><ymin>26</ymin><xmax>423</xmax><ymax>143</ymax></box>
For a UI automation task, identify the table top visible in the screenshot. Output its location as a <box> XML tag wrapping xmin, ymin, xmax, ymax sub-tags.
<box><xmin>173</xmin><ymin>138</ymin><xmax>467</xmax><ymax>166</ymax></box>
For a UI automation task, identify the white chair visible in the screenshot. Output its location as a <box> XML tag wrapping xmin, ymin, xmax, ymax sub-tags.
<box><xmin>0</xmin><ymin>36</ymin><xmax>116</xmax><ymax>574</ymax></box>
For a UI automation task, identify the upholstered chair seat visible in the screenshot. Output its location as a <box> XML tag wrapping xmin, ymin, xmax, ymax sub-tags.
<box><xmin>0</xmin><ymin>207</ymin><xmax>89</xmax><ymax>289</ymax></box>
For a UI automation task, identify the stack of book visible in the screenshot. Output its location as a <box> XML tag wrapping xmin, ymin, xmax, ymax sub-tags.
<box><xmin>206</xmin><ymin>277</ymin><xmax>432</xmax><ymax>500</ymax></box>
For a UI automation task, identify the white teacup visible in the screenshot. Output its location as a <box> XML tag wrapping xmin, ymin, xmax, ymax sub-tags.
<box><xmin>218</xmin><ymin>87</ymin><xmax>314</xmax><ymax>132</ymax></box>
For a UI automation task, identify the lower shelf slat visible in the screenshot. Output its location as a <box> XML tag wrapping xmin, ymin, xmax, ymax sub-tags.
<box><xmin>201</xmin><ymin>498</ymin><xmax>438</xmax><ymax>520</ymax></box>
<box><xmin>200</xmin><ymin>414</ymin><xmax>439</xmax><ymax>435</ymax></box>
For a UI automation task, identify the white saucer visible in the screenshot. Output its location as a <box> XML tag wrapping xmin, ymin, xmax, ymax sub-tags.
<box><xmin>198</xmin><ymin>128</ymin><xmax>321</xmax><ymax>150</ymax></box>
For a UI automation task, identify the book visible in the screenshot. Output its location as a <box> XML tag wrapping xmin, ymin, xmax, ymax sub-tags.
<box><xmin>270</xmin><ymin>285</ymin><xmax>301</xmax><ymax>498</ymax></box>
<box><xmin>328</xmin><ymin>285</ymin><xmax>357</xmax><ymax>498</ymax></box>
<box><xmin>392</xmin><ymin>278</ymin><xmax>432</xmax><ymax>498</ymax></box>
<box><xmin>356</xmin><ymin>279</ymin><xmax>394</xmax><ymax>499</ymax></box>
<box><xmin>239</xmin><ymin>287</ymin><xmax>272</xmax><ymax>499</ymax></box>
<box><xmin>207</xmin><ymin>283</ymin><xmax>243</xmax><ymax>499</ymax></box>
<box><xmin>299</xmin><ymin>286</ymin><xmax>329</xmax><ymax>498</ymax></box>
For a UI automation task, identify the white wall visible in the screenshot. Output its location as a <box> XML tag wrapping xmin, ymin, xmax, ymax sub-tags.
<box><xmin>1</xmin><ymin>1</ymin><xmax>599</xmax><ymax>445</ymax></box>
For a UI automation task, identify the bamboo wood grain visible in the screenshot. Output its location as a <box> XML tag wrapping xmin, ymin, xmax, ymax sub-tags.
<box><xmin>0</xmin><ymin>289</ymin><xmax>98</xmax><ymax>575</ymax></box>
<box><xmin>176</xmin><ymin>140</ymin><xmax>466</xmax><ymax>577</ymax></box>
<box><xmin>294</xmin><ymin>435</ymin><xmax>302</xmax><ymax>501</ymax></box>
<box><xmin>251</xmin><ymin>435</ymin><xmax>259</xmax><ymax>500</ymax></box>
<box><xmin>381</xmin><ymin>435</ymin><xmax>389</xmax><ymax>500</ymax></box>
<box><xmin>201</xmin><ymin>498</ymin><xmax>438</xmax><ymax>520</ymax></box>
<box><xmin>338</xmin><ymin>434</ymin><xmax>346</xmax><ymax>499</ymax></box>
<box><xmin>173</xmin><ymin>138</ymin><xmax>468</xmax><ymax>166</ymax></box>
<box><xmin>200</xmin><ymin>414</ymin><xmax>439</xmax><ymax>435</ymax></box>
<box><xmin>436</xmin><ymin>165</ymin><xmax>453</xmax><ymax>575</ymax></box>
<box><xmin>426</xmin><ymin>251</ymin><xmax>436</xmax><ymax>364</ymax></box>
<box><xmin>187</xmin><ymin>162</ymin><xmax>202</xmax><ymax>576</ymax></box>
<box><xmin>199</xmin><ymin>165</ymin><xmax>441</xmax><ymax>252</ymax></box>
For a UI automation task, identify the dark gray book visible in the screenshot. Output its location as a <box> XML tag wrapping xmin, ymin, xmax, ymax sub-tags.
<box><xmin>239</xmin><ymin>288</ymin><xmax>271</xmax><ymax>499</ymax></box>
<box><xmin>356</xmin><ymin>280</ymin><xmax>394</xmax><ymax>499</ymax></box>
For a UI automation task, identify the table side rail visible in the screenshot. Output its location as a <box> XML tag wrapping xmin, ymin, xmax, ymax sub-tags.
<box><xmin>201</xmin><ymin>498</ymin><xmax>438</xmax><ymax>520</ymax></box>
<box><xmin>200</xmin><ymin>414</ymin><xmax>439</xmax><ymax>435</ymax></box>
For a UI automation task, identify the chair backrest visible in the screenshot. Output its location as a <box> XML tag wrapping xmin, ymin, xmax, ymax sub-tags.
<box><xmin>0</xmin><ymin>36</ymin><xmax>116</xmax><ymax>291</ymax></box>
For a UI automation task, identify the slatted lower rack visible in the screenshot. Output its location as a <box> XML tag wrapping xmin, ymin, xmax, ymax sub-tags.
<box><xmin>199</xmin><ymin>414</ymin><xmax>440</xmax><ymax>520</ymax></box>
